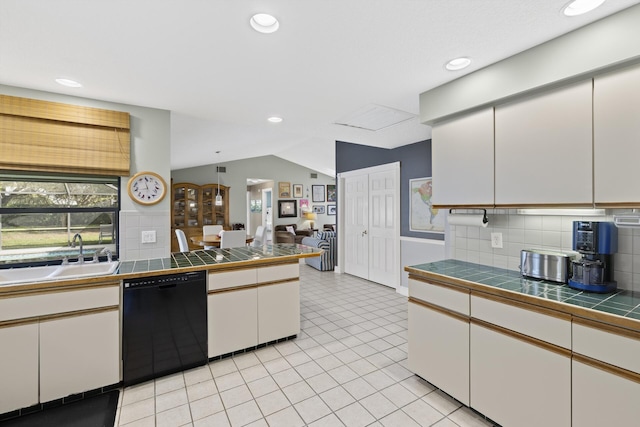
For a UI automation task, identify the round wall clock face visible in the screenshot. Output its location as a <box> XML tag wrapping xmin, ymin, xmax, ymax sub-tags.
<box><xmin>127</xmin><ymin>171</ymin><xmax>167</xmax><ymax>205</ymax></box>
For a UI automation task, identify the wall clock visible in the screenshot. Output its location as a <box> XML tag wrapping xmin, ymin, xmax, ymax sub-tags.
<box><xmin>127</xmin><ymin>171</ymin><xmax>167</xmax><ymax>205</ymax></box>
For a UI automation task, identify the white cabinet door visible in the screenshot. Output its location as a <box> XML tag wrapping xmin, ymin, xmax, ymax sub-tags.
<box><xmin>432</xmin><ymin>108</ymin><xmax>494</xmax><ymax>206</ymax></box>
<box><xmin>0</xmin><ymin>323</ymin><xmax>39</xmax><ymax>413</ymax></box>
<box><xmin>495</xmin><ymin>80</ymin><xmax>592</xmax><ymax>205</ymax></box>
<box><xmin>257</xmin><ymin>281</ymin><xmax>300</xmax><ymax>344</ymax></box>
<box><xmin>572</xmin><ymin>359</ymin><xmax>640</xmax><ymax>427</ymax></box>
<box><xmin>408</xmin><ymin>302</ymin><xmax>469</xmax><ymax>405</ymax></box>
<box><xmin>40</xmin><ymin>310</ymin><xmax>120</xmax><ymax>402</ymax></box>
<box><xmin>594</xmin><ymin>62</ymin><xmax>640</xmax><ymax>204</ymax></box>
<box><xmin>208</xmin><ymin>288</ymin><xmax>258</xmax><ymax>358</ymax></box>
<box><xmin>470</xmin><ymin>323</ymin><xmax>570</xmax><ymax>427</ymax></box>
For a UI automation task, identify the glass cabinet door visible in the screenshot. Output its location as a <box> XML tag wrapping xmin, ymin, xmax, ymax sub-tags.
<box><xmin>186</xmin><ymin>186</ymin><xmax>199</xmax><ymax>227</ymax></box>
<box><xmin>172</xmin><ymin>185</ymin><xmax>186</xmax><ymax>227</ymax></box>
<box><xmin>202</xmin><ymin>186</ymin><xmax>215</xmax><ymax>226</ymax></box>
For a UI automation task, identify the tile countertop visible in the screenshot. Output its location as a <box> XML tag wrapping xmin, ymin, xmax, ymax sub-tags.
<box><xmin>405</xmin><ymin>259</ymin><xmax>640</xmax><ymax>331</ymax></box>
<box><xmin>0</xmin><ymin>244</ymin><xmax>322</xmax><ymax>294</ymax></box>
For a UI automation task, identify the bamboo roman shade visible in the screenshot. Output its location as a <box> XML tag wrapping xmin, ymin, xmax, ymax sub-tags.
<box><xmin>0</xmin><ymin>94</ymin><xmax>130</xmax><ymax>176</ymax></box>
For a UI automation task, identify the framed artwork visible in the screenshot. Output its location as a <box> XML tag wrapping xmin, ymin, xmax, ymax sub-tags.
<box><xmin>326</xmin><ymin>185</ymin><xmax>336</xmax><ymax>202</ymax></box>
<box><xmin>327</xmin><ymin>204</ymin><xmax>336</xmax><ymax>215</ymax></box>
<box><xmin>312</xmin><ymin>205</ymin><xmax>325</xmax><ymax>214</ymax></box>
<box><xmin>278</xmin><ymin>182</ymin><xmax>291</xmax><ymax>198</ymax></box>
<box><xmin>299</xmin><ymin>199</ymin><xmax>309</xmax><ymax>215</ymax></box>
<box><xmin>293</xmin><ymin>184</ymin><xmax>303</xmax><ymax>198</ymax></box>
<box><xmin>278</xmin><ymin>200</ymin><xmax>297</xmax><ymax>218</ymax></box>
<box><xmin>312</xmin><ymin>185</ymin><xmax>325</xmax><ymax>202</ymax></box>
<box><xmin>409</xmin><ymin>177</ymin><xmax>445</xmax><ymax>233</ymax></box>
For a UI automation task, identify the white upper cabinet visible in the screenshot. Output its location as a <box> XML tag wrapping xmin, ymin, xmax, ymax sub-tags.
<box><xmin>594</xmin><ymin>62</ymin><xmax>640</xmax><ymax>205</ymax></box>
<box><xmin>495</xmin><ymin>80</ymin><xmax>593</xmax><ymax>206</ymax></box>
<box><xmin>432</xmin><ymin>108</ymin><xmax>494</xmax><ymax>207</ymax></box>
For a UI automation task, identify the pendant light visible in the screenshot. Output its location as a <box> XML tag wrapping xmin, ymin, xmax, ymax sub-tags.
<box><xmin>215</xmin><ymin>151</ymin><xmax>223</xmax><ymax>206</ymax></box>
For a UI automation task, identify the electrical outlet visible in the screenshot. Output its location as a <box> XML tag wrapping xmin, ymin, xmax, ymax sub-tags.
<box><xmin>141</xmin><ymin>230</ymin><xmax>156</xmax><ymax>243</ymax></box>
<box><xmin>491</xmin><ymin>232</ymin><xmax>503</xmax><ymax>249</ymax></box>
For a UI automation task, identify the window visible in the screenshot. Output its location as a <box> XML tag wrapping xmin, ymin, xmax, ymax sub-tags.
<box><xmin>0</xmin><ymin>172</ymin><xmax>119</xmax><ymax>266</ymax></box>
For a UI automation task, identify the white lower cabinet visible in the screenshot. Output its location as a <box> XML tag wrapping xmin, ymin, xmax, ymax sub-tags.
<box><xmin>39</xmin><ymin>310</ymin><xmax>120</xmax><ymax>402</ymax></box>
<box><xmin>572</xmin><ymin>359</ymin><xmax>640</xmax><ymax>427</ymax></box>
<box><xmin>408</xmin><ymin>301</ymin><xmax>469</xmax><ymax>405</ymax></box>
<box><xmin>208</xmin><ymin>287</ymin><xmax>258</xmax><ymax>357</ymax></box>
<box><xmin>0</xmin><ymin>323</ymin><xmax>39</xmax><ymax>413</ymax></box>
<box><xmin>470</xmin><ymin>322</ymin><xmax>571</xmax><ymax>427</ymax></box>
<box><xmin>258</xmin><ymin>281</ymin><xmax>300</xmax><ymax>344</ymax></box>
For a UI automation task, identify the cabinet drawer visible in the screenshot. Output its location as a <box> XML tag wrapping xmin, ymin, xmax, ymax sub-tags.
<box><xmin>573</xmin><ymin>319</ymin><xmax>640</xmax><ymax>374</ymax></box>
<box><xmin>257</xmin><ymin>263</ymin><xmax>299</xmax><ymax>283</ymax></box>
<box><xmin>0</xmin><ymin>285</ymin><xmax>119</xmax><ymax>322</ymax></box>
<box><xmin>409</xmin><ymin>278</ymin><xmax>469</xmax><ymax>315</ymax></box>
<box><xmin>208</xmin><ymin>268</ymin><xmax>256</xmax><ymax>291</ymax></box>
<box><xmin>471</xmin><ymin>293</ymin><xmax>570</xmax><ymax>348</ymax></box>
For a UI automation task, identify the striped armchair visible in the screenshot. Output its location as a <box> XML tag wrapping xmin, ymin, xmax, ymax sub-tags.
<box><xmin>301</xmin><ymin>231</ymin><xmax>336</xmax><ymax>271</ymax></box>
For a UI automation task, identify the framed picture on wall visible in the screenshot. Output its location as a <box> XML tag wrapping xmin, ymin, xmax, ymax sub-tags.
<box><xmin>278</xmin><ymin>182</ymin><xmax>291</xmax><ymax>198</ymax></box>
<box><xmin>312</xmin><ymin>185</ymin><xmax>325</xmax><ymax>202</ymax></box>
<box><xmin>326</xmin><ymin>185</ymin><xmax>336</xmax><ymax>202</ymax></box>
<box><xmin>327</xmin><ymin>204</ymin><xmax>336</xmax><ymax>215</ymax></box>
<box><xmin>312</xmin><ymin>205</ymin><xmax>325</xmax><ymax>214</ymax></box>
<box><xmin>278</xmin><ymin>200</ymin><xmax>297</xmax><ymax>218</ymax></box>
<box><xmin>293</xmin><ymin>184</ymin><xmax>303</xmax><ymax>198</ymax></box>
<box><xmin>299</xmin><ymin>199</ymin><xmax>309</xmax><ymax>215</ymax></box>
<box><xmin>409</xmin><ymin>177</ymin><xmax>445</xmax><ymax>233</ymax></box>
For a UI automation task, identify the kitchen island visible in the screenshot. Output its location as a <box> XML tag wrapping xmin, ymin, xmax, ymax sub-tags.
<box><xmin>406</xmin><ymin>260</ymin><xmax>640</xmax><ymax>427</ymax></box>
<box><xmin>0</xmin><ymin>244</ymin><xmax>321</xmax><ymax>417</ymax></box>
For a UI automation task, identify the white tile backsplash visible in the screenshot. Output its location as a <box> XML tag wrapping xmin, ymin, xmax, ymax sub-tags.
<box><xmin>446</xmin><ymin>209</ymin><xmax>640</xmax><ymax>292</ymax></box>
<box><xmin>119</xmin><ymin>210</ymin><xmax>171</xmax><ymax>261</ymax></box>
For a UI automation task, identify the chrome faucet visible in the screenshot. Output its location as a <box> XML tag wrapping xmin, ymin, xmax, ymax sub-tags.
<box><xmin>71</xmin><ymin>233</ymin><xmax>84</xmax><ymax>264</ymax></box>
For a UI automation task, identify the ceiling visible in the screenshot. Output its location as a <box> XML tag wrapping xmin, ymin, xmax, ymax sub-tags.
<box><xmin>2</xmin><ymin>1</ymin><xmax>639</xmax><ymax>177</ymax></box>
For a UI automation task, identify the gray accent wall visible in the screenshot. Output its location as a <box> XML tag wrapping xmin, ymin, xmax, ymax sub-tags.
<box><xmin>336</xmin><ymin>139</ymin><xmax>442</xmax><ymax>241</ymax></box>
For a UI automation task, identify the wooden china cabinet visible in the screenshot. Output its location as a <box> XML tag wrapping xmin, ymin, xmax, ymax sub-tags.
<box><xmin>171</xmin><ymin>182</ymin><xmax>230</xmax><ymax>251</ymax></box>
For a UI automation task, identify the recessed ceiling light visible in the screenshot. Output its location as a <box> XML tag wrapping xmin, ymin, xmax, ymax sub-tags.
<box><xmin>250</xmin><ymin>13</ymin><xmax>279</xmax><ymax>34</ymax></box>
<box><xmin>55</xmin><ymin>78</ymin><xmax>82</xmax><ymax>88</ymax></box>
<box><xmin>562</xmin><ymin>0</ymin><xmax>606</xmax><ymax>16</ymax></box>
<box><xmin>267</xmin><ymin>116</ymin><xmax>283</xmax><ymax>123</ymax></box>
<box><xmin>445</xmin><ymin>57</ymin><xmax>472</xmax><ymax>71</ymax></box>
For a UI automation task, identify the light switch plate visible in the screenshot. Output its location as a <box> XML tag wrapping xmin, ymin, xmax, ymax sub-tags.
<box><xmin>490</xmin><ymin>232</ymin><xmax>503</xmax><ymax>249</ymax></box>
<box><xmin>141</xmin><ymin>230</ymin><xmax>156</xmax><ymax>243</ymax></box>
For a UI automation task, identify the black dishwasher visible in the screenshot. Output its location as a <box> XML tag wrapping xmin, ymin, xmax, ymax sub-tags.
<box><xmin>122</xmin><ymin>270</ymin><xmax>207</xmax><ymax>386</ymax></box>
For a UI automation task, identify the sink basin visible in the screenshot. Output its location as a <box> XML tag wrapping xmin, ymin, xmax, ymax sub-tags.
<box><xmin>50</xmin><ymin>261</ymin><xmax>120</xmax><ymax>278</ymax></box>
<box><xmin>0</xmin><ymin>261</ymin><xmax>119</xmax><ymax>286</ymax></box>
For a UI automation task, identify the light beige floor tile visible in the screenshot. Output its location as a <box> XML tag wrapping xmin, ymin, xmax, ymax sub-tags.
<box><xmin>402</xmin><ymin>400</ymin><xmax>446</xmax><ymax>426</ymax></box>
<box><xmin>190</xmin><ymin>394</ymin><xmax>224</xmax><ymax>421</ymax></box>
<box><xmin>380</xmin><ymin>383</ymin><xmax>418</xmax><ymax>408</ymax></box>
<box><xmin>432</xmin><ymin>418</ymin><xmax>460</xmax><ymax>427</ymax></box>
<box><xmin>193</xmin><ymin>411</ymin><xmax>231</xmax><ymax>427</ymax></box>
<box><xmin>327</xmin><ymin>365</ymin><xmax>359</xmax><ymax>385</ymax></box>
<box><xmin>359</xmin><ymin>391</ymin><xmax>397</xmax><ymax>419</ymax></box>
<box><xmin>255</xmin><ymin>389</ymin><xmax>291</xmax><ymax>416</ymax></box>
<box><xmin>156</xmin><ymin>387</ymin><xmax>188</xmax><ymax>413</ymax></box>
<box><xmin>156</xmin><ymin>403</ymin><xmax>192</xmax><ymax>427</ymax></box>
<box><xmin>233</xmin><ymin>352</ymin><xmax>261</xmax><ymax>370</ymax></box>
<box><xmin>399</xmin><ymin>376</ymin><xmax>436</xmax><ymax>397</ymax></box>
<box><xmin>156</xmin><ymin>373</ymin><xmax>186</xmax><ymax>395</ymax></box>
<box><xmin>122</xmin><ymin>381</ymin><xmax>155</xmax><ymax>406</ymax></box>
<box><xmin>244</xmin><ymin>419</ymin><xmax>269</xmax><ymax>427</ymax></box>
<box><xmin>263</xmin><ymin>357</ymin><xmax>292</xmax><ymax>375</ymax></box>
<box><xmin>319</xmin><ymin>386</ymin><xmax>356</xmax><ymax>411</ymax></box>
<box><xmin>294</xmin><ymin>360</ymin><xmax>325</xmax><ymax>379</ymax></box>
<box><xmin>209</xmin><ymin>358</ymin><xmax>238</xmax><ymax>378</ymax></box>
<box><xmin>275</xmin><ymin>340</ymin><xmax>301</xmax><ymax>356</ymax></box>
<box><xmin>306</xmin><ymin>372</ymin><xmax>340</xmax><ymax>394</ymax></box>
<box><xmin>448</xmin><ymin>406</ymin><xmax>496</xmax><ymax>427</ymax></box>
<box><xmin>226</xmin><ymin>400</ymin><xmax>263</xmax><ymax>427</ymax></box>
<box><xmin>304</xmin><ymin>345</ymin><xmax>331</xmax><ymax>360</ymax></box>
<box><xmin>184</xmin><ymin>365</ymin><xmax>214</xmax><ymax>386</ymax></box>
<box><xmin>362</xmin><ymin>370</ymin><xmax>395</xmax><ymax>391</ymax></box>
<box><xmin>254</xmin><ymin>346</ymin><xmax>281</xmax><ymax>363</ymax></box>
<box><xmin>308</xmin><ymin>413</ymin><xmax>347</xmax><ymax>427</ymax></box>
<box><xmin>220</xmin><ymin>384</ymin><xmax>253</xmax><ymax>409</ymax></box>
<box><xmin>381</xmin><ymin>363</ymin><xmax>413</xmax><ymax>383</ymax></box>
<box><xmin>119</xmin><ymin>397</ymin><xmax>156</xmax><ymax>426</ymax></box>
<box><xmin>246</xmin><ymin>376</ymin><xmax>279</xmax><ymax>398</ymax></box>
<box><xmin>214</xmin><ymin>371</ymin><xmax>244</xmax><ymax>392</ymax></box>
<box><xmin>272</xmin><ymin>367</ymin><xmax>303</xmax><ymax>388</ymax></box>
<box><xmin>294</xmin><ymin>395</ymin><xmax>332</xmax><ymax>425</ymax></box>
<box><xmin>422</xmin><ymin>390</ymin><xmax>462</xmax><ymax>416</ymax></box>
<box><xmin>335</xmin><ymin>402</ymin><xmax>376</xmax><ymax>427</ymax></box>
<box><xmin>240</xmin><ymin>364</ymin><xmax>270</xmax><ymax>383</ymax></box>
<box><xmin>119</xmin><ymin>414</ymin><xmax>155</xmax><ymax>427</ymax></box>
<box><xmin>316</xmin><ymin>354</ymin><xmax>344</xmax><ymax>371</ymax></box>
<box><xmin>285</xmin><ymin>350</ymin><xmax>312</xmax><ymax>367</ymax></box>
<box><xmin>187</xmin><ymin>379</ymin><xmax>218</xmax><ymax>402</ymax></box>
<box><xmin>282</xmin><ymin>380</ymin><xmax>316</xmax><ymax>404</ymax></box>
<box><xmin>378</xmin><ymin>409</ymin><xmax>421</xmax><ymax>427</ymax></box>
<box><xmin>346</xmin><ymin>359</ymin><xmax>377</xmax><ymax>377</ymax></box>
<box><xmin>265</xmin><ymin>406</ymin><xmax>306</xmax><ymax>427</ymax></box>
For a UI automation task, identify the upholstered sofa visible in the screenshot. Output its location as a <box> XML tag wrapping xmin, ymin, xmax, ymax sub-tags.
<box><xmin>301</xmin><ymin>231</ymin><xmax>336</xmax><ymax>271</ymax></box>
<box><xmin>274</xmin><ymin>224</ymin><xmax>313</xmax><ymax>244</ymax></box>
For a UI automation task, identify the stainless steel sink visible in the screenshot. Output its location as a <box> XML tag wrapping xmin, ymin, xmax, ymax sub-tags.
<box><xmin>0</xmin><ymin>261</ymin><xmax>119</xmax><ymax>286</ymax></box>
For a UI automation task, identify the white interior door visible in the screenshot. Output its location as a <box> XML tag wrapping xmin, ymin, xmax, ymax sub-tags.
<box><xmin>341</xmin><ymin>163</ymin><xmax>400</xmax><ymax>289</ymax></box>
<box><xmin>344</xmin><ymin>173</ymin><xmax>369</xmax><ymax>279</ymax></box>
<box><xmin>368</xmin><ymin>169</ymin><xmax>399</xmax><ymax>287</ymax></box>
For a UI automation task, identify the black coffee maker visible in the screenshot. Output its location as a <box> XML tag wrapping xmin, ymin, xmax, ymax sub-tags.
<box><xmin>568</xmin><ymin>221</ymin><xmax>618</xmax><ymax>293</ymax></box>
